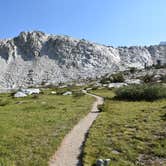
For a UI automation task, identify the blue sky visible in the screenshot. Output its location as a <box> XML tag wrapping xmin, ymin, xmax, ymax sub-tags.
<box><xmin>0</xmin><ymin>0</ymin><xmax>166</xmax><ymax>46</ymax></box>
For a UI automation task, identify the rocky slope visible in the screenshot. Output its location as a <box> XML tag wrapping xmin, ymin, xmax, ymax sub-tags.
<box><xmin>0</xmin><ymin>31</ymin><xmax>165</xmax><ymax>89</ymax></box>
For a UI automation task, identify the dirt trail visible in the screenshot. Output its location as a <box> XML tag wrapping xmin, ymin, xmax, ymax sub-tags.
<box><xmin>49</xmin><ymin>93</ymin><xmax>103</xmax><ymax>166</ymax></box>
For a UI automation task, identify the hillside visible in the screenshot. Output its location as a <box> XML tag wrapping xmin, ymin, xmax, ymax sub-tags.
<box><xmin>0</xmin><ymin>31</ymin><xmax>165</xmax><ymax>88</ymax></box>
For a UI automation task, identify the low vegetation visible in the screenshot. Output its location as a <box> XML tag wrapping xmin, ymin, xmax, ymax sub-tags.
<box><xmin>111</xmin><ymin>73</ymin><xmax>125</xmax><ymax>83</ymax></box>
<box><xmin>142</xmin><ymin>74</ymin><xmax>154</xmax><ymax>83</ymax></box>
<box><xmin>129</xmin><ymin>67</ymin><xmax>137</xmax><ymax>74</ymax></box>
<box><xmin>0</xmin><ymin>89</ymin><xmax>94</xmax><ymax>166</ymax></box>
<box><xmin>83</xmin><ymin>88</ymin><xmax>166</xmax><ymax>166</ymax></box>
<box><xmin>90</xmin><ymin>88</ymin><xmax>115</xmax><ymax>99</ymax></box>
<box><xmin>161</xmin><ymin>75</ymin><xmax>166</xmax><ymax>83</ymax></box>
<box><xmin>152</xmin><ymin>63</ymin><xmax>166</xmax><ymax>69</ymax></box>
<box><xmin>100</xmin><ymin>72</ymin><xmax>125</xmax><ymax>84</ymax></box>
<box><xmin>115</xmin><ymin>84</ymin><xmax>166</xmax><ymax>101</ymax></box>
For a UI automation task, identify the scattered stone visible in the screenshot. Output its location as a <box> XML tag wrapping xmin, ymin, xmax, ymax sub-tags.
<box><xmin>108</xmin><ymin>83</ymin><xmax>127</xmax><ymax>89</ymax></box>
<box><xmin>14</xmin><ymin>92</ymin><xmax>27</xmax><ymax>98</ymax></box>
<box><xmin>153</xmin><ymin>74</ymin><xmax>162</xmax><ymax>82</ymax></box>
<box><xmin>75</xmin><ymin>83</ymin><xmax>85</xmax><ymax>86</ymax></box>
<box><xmin>137</xmin><ymin>154</ymin><xmax>166</xmax><ymax>166</ymax></box>
<box><xmin>14</xmin><ymin>88</ymin><xmax>40</xmax><ymax>98</ymax></box>
<box><xmin>112</xmin><ymin>150</ymin><xmax>120</xmax><ymax>155</ymax></box>
<box><xmin>125</xmin><ymin>79</ymin><xmax>141</xmax><ymax>84</ymax></box>
<box><xmin>102</xmin><ymin>84</ymin><xmax>108</xmax><ymax>87</ymax></box>
<box><xmin>82</xmin><ymin>90</ymin><xmax>87</xmax><ymax>93</ymax></box>
<box><xmin>51</xmin><ymin>91</ymin><xmax>57</xmax><ymax>94</ymax></box>
<box><xmin>59</xmin><ymin>85</ymin><xmax>68</xmax><ymax>88</ymax></box>
<box><xmin>86</xmin><ymin>88</ymin><xmax>92</xmax><ymax>91</ymax></box>
<box><xmin>96</xmin><ymin>159</ymin><xmax>111</xmax><ymax>166</ymax></box>
<box><xmin>104</xmin><ymin>159</ymin><xmax>111</xmax><ymax>166</ymax></box>
<box><xmin>21</xmin><ymin>88</ymin><xmax>40</xmax><ymax>95</ymax></box>
<box><xmin>93</xmin><ymin>83</ymin><xmax>102</xmax><ymax>87</ymax></box>
<box><xmin>63</xmin><ymin>91</ymin><xmax>72</xmax><ymax>96</ymax></box>
<box><xmin>96</xmin><ymin>159</ymin><xmax>104</xmax><ymax>166</ymax></box>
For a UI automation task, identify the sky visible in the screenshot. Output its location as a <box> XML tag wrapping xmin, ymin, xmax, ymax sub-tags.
<box><xmin>0</xmin><ymin>0</ymin><xmax>166</xmax><ymax>46</ymax></box>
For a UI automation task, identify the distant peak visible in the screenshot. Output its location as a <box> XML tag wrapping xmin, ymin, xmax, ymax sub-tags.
<box><xmin>159</xmin><ymin>41</ymin><xmax>166</xmax><ymax>45</ymax></box>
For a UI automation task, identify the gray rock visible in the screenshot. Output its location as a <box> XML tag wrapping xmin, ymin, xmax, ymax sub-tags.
<box><xmin>63</xmin><ymin>91</ymin><xmax>72</xmax><ymax>96</ymax></box>
<box><xmin>14</xmin><ymin>91</ymin><xmax>27</xmax><ymax>98</ymax></box>
<box><xmin>102</xmin><ymin>84</ymin><xmax>108</xmax><ymax>87</ymax></box>
<box><xmin>21</xmin><ymin>88</ymin><xmax>40</xmax><ymax>95</ymax></box>
<box><xmin>104</xmin><ymin>159</ymin><xmax>111</xmax><ymax>166</ymax></box>
<box><xmin>96</xmin><ymin>159</ymin><xmax>111</xmax><ymax>166</ymax></box>
<box><xmin>82</xmin><ymin>90</ymin><xmax>87</xmax><ymax>93</ymax></box>
<box><xmin>108</xmin><ymin>83</ymin><xmax>127</xmax><ymax>88</ymax></box>
<box><xmin>112</xmin><ymin>150</ymin><xmax>120</xmax><ymax>154</ymax></box>
<box><xmin>86</xmin><ymin>88</ymin><xmax>92</xmax><ymax>91</ymax></box>
<box><xmin>125</xmin><ymin>79</ymin><xmax>141</xmax><ymax>84</ymax></box>
<box><xmin>96</xmin><ymin>159</ymin><xmax>104</xmax><ymax>166</ymax></box>
<box><xmin>51</xmin><ymin>91</ymin><xmax>57</xmax><ymax>94</ymax></box>
<box><xmin>59</xmin><ymin>85</ymin><xmax>68</xmax><ymax>89</ymax></box>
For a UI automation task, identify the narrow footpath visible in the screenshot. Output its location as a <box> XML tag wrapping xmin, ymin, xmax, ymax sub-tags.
<box><xmin>49</xmin><ymin>93</ymin><xmax>103</xmax><ymax>166</ymax></box>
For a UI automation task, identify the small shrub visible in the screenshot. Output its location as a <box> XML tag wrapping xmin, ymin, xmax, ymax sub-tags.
<box><xmin>161</xmin><ymin>113</ymin><xmax>166</xmax><ymax>121</ymax></box>
<box><xmin>56</xmin><ymin>89</ymin><xmax>67</xmax><ymax>95</ymax></box>
<box><xmin>143</xmin><ymin>74</ymin><xmax>154</xmax><ymax>83</ymax></box>
<box><xmin>91</xmin><ymin>86</ymin><xmax>98</xmax><ymax>91</ymax></box>
<box><xmin>129</xmin><ymin>67</ymin><xmax>137</xmax><ymax>74</ymax></box>
<box><xmin>31</xmin><ymin>94</ymin><xmax>39</xmax><ymax>99</ymax></box>
<box><xmin>115</xmin><ymin>84</ymin><xmax>166</xmax><ymax>101</ymax></box>
<box><xmin>46</xmin><ymin>85</ymin><xmax>58</xmax><ymax>89</ymax></box>
<box><xmin>72</xmin><ymin>91</ymin><xmax>85</xmax><ymax>97</ymax></box>
<box><xmin>152</xmin><ymin>63</ymin><xmax>166</xmax><ymax>69</ymax></box>
<box><xmin>100</xmin><ymin>77</ymin><xmax>111</xmax><ymax>84</ymax></box>
<box><xmin>160</xmin><ymin>75</ymin><xmax>166</xmax><ymax>83</ymax></box>
<box><xmin>0</xmin><ymin>99</ymin><xmax>9</xmax><ymax>106</ymax></box>
<box><xmin>97</xmin><ymin>104</ymin><xmax>104</xmax><ymax>112</ymax></box>
<box><xmin>111</xmin><ymin>73</ymin><xmax>125</xmax><ymax>83</ymax></box>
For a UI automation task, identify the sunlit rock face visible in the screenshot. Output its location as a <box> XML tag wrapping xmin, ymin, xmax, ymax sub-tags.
<box><xmin>0</xmin><ymin>31</ymin><xmax>165</xmax><ymax>88</ymax></box>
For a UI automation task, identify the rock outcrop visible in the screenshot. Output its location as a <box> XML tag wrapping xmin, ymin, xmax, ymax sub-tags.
<box><xmin>0</xmin><ymin>31</ymin><xmax>165</xmax><ymax>88</ymax></box>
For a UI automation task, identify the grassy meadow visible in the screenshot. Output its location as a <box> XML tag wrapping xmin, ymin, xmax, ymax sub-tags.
<box><xmin>0</xmin><ymin>89</ymin><xmax>94</xmax><ymax>166</ymax></box>
<box><xmin>83</xmin><ymin>88</ymin><xmax>166</xmax><ymax>166</ymax></box>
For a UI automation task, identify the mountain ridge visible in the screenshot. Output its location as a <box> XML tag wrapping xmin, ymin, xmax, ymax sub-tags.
<box><xmin>0</xmin><ymin>31</ymin><xmax>165</xmax><ymax>89</ymax></box>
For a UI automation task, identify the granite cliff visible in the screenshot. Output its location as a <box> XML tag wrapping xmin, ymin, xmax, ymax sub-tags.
<box><xmin>0</xmin><ymin>31</ymin><xmax>165</xmax><ymax>88</ymax></box>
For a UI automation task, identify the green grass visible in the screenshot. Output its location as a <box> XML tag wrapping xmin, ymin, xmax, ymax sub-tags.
<box><xmin>83</xmin><ymin>89</ymin><xmax>166</xmax><ymax>166</ymax></box>
<box><xmin>0</xmin><ymin>90</ymin><xmax>94</xmax><ymax>166</ymax></box>
<box><xmin>90</xmin><ymin>88</ymin><xmax>115</xmax><ymax>99</ymax></box>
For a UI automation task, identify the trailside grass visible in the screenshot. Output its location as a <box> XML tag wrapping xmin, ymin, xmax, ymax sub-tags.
<box><xmin>0</xmin><ymin>90</ymin><xmax>94</xmax><ymax>166</ymax></box>
<box><xmin>83</xmin><ymin>89</ymin><xmax>166</xmax><ymax>166</ymax></box>
<box><xmin>89</xmin><ymin>88</ymin><xmax>115</xmax><ymax>99</ymax></box>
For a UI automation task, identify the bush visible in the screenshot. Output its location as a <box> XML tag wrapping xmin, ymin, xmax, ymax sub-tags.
<box><xmin>56</xmin><ymin>89</ymin><xmax>67</xmax><ymax>95</ymax></box>
<box><xmin>31</xmin><ymin>94</ymin><xmax>39</xmax><ymax>99</ymax></box>
<box><xmin>153</xmin><ymin>63</ymin><xmax>166</xmax><ymax>69</ymax></box>
<box><xmin>0</xmin><ymin>99</ymin><xmax>9</xmax><ymax>106</ymax></box>
<box><xmin>100</xmin><ymin>77</ymin><xmax>111</xmax><ymax>84</ymax></box>
<box><xmin>114</xmin><ymin>84</ymin><xmax>166</xmax><ymax>101</ymax></box>
<box><xmin>160</xmin><ymin>75</ymin><xmax>166</xmax><ymax>83</ymax></box>
<box><xmin>72</xmin><ymin>91</ymin><xmax>85</xmax><ymax>97</ymax></box>
<box><xmin>100</xmin><ymin>72</ymin><xmax>125</xmax><ymax>84</ymax></box>
<box><xmin>111</xmin><ymin>73</ymin><xmax>125</xmax><ymax>83</ymax></box>
<box><xmin>142</xmin><ymin>74</ymin><xmax>154</xmax><ymax>83</ymax></box>
<box><xmin>129</xmin><ymin>67</ymin><xmax>137</xmax><ymax>74</ymax></box>
<box><xmin>97</xmin><ymin>104</ymin><xmax>104</xmax><ymax>112</ymax></box>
